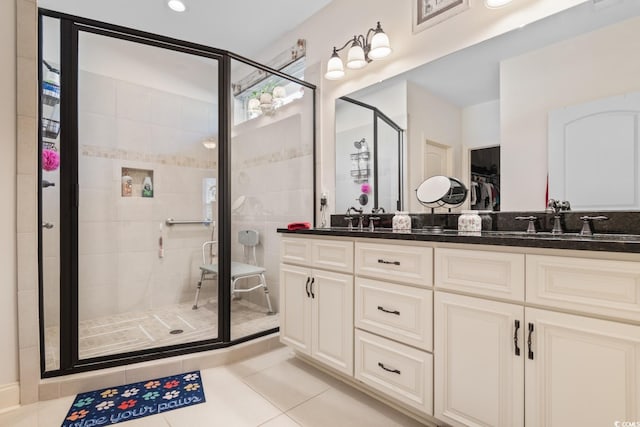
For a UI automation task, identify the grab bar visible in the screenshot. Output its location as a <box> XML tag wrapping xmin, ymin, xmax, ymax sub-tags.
<box><xmin>165</xmin><ymin>218</ymin><xmax>213</xmax><ymax>226</ymax></box>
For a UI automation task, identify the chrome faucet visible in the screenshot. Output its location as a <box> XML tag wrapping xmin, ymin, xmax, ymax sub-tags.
<box><xmin>546</xmin><ymin>199</ymin><xmax>571</xmax><ymax>234</ymax></box>
<box><xmin>579</xmin><ymin>215</ymin><xmax>609</xmax><ymax>236</ymax></box>
<box><xmin>372</xmin><ymin>207</ymin><xmax>386</xmax><ymax>214</ymax></box>
<box><xmin>515</xmin><ymin>216</ymin><xmax>538</xmax><ymax>233</ymax></box>
<box><xmin>346</xmin><ymin>207</ymin><xmax>364</xmax><ymax>230</ymax></box>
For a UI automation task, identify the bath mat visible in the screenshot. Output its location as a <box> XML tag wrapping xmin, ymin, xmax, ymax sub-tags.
<box><xmin>61</xmin><ymin>371</ymin><xmax>205</xmax><ymax>426</ymax></box>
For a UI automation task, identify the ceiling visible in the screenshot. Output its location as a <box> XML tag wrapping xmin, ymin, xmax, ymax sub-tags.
<box><xmin>37</xmin><ymin>0</ymin><xmax>333</xmax><ymax>59</ymax></box>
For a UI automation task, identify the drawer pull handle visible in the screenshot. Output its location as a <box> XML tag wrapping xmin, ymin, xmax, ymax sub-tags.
<box><xmin>514</xmin><ymin>320</ymin><xmax>521</xmax><ymax>356</ymax></box>
<box><xmin>304</xmin><ymin>277</ymin><xmax>311</xmax><ymax>298</ymax></box>
<box><xmin>377</xmin><ymin>306</ymin><xmax>400</xmax><ymax>315</ymax></box>
<box><xmin>378</xmin><ymin>259</ymin><xmax>400</xmax><ymax>266</ymax></box>
<box><xmin>527</xmin><ymin>322</ymin><xmax>534</xmax><ymax>360</ymax></box>
<box><xmin>378</xmin><ymin>362</ymin><xmax>401</xmax><ymax>375</ymax></box>
<box><xmin>310</xmin><ymin>277</ymin><xmax>315</xmax><ymax>299</ymax></box>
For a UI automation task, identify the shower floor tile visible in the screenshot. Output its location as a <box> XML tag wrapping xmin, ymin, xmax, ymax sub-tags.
<box><xmin>45</xmin><ymin>298</ymin><xmax>279</xmax><ymax>371</ymax></box>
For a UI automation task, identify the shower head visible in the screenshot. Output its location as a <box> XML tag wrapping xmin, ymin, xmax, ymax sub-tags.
<box><xmin>354</xmin><ymin>138</ymin><xmax>366</xmax><ymax>149</ymax></box>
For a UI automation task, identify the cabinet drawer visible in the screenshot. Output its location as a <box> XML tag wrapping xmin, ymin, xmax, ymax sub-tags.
<box><xmin>312</xmin><ymin>239</ymin><xmax>354</xmax><ymax>273</ymax></box>
<box><xmin>355</xmin><ymin>278</ymin><xmax>432</xmax><ymax>351</ymax></box>
<box><xmin>281</xmin><ymin>237</ymin><xmax>312</xmax><ymax>265</ymax></box>
<box><xmin>527</xmin><ymin>254</ymin><xmax>640</xmax><ymax>321</ymax></box>
<box><xmin>355</xmin><ymin>242</ymin><xmax>432</xmax><ymax>287</ymax></box>
<box><xmin>355</xmin><ymin>329</ymin><xmax>433</xmax><ymax>415</ymax></box>
<box><xmin>435</xmin><ymin>248</ymin><xmax>525</xmax><ymax>301</ymax></box>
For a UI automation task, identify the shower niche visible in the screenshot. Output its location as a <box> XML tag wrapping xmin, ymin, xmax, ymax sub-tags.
<box><xmin>121</xmin><ymin>167</ymin><xmax>154</xmax><ymax>198</ymax></box>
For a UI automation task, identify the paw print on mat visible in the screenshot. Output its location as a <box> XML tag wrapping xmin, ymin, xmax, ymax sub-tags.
<box><xmin>66</xmin><ymin>410</ymin><xmax>89</xmax><ymax>421</ymax></box>
<box><xmin>183</xmin><ymin>373</ymin><xmax>199</xmax><ymax>381</ymax></box>
<box><xmin>184</xmin><ymin>383</ymin><xmax>200</xmax><ymax>392</ymax></box>
<box><xmin>144</xmin><ymin>380</ymin><xmax>160</xmax><ymax>389</ymax></box>
<box><xmin>163</xmin><ymin>390</ymin><xmax>180</xmax><ymax>400</ymax></box>
<box><xmin>121</xmin><ymin>387</ymin><xmax>139</xmax><ymax>398</ymax></box>
<box><xmin>95</xmin><ymin>401</ymin><xmax>114</xmax><ymax>411</ymax></box>
<box><xmin>164</xmin><ymin>379</ymin><xmax>180</xmax><ymax>389</ymax></box>
<box><xmin>100</xmin><ymin>388</ymin><xmax>118</xmax><ymax>398</ymax></box>
<box><xmin>73</xmin><ymin>397</ymin><xmax>94</xmax><ymax>407</ymax></box>
<box><xmin>142</xmin><ymin>391</ymin><xmax>160</xmax><ymax>401</ymax></box>
<box><xmin>117</xmin><ymin>399</ymin><xmax>137</xmax><ymax>410</ymax></box>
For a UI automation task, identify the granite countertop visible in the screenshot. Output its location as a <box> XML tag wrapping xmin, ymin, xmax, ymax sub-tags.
<box><xmin>277</xmin><ymin>227</ymin><xmax>640</xmax><ymax>254</ymax></box>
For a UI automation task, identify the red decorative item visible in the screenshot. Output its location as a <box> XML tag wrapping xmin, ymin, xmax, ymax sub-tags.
<box><xmin>42</xmin><ymin>149</ymin><xmax>60</xmax><ymax>171</ymax></box>
<box><xmin>287</xmin><ymin>222</ymin><xmax>311</xmax><ymax>230</ymax></box>
<box><xmin>361</xmin><ymin>183</ymin><xmax>371</xmax><ymax>194</ymax></box>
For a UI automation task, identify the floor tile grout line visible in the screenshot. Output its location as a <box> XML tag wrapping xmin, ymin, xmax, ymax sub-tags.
<box><xmin>254</xmin><ymin>410</ymin><xmax>288</xmax><ymax>426</ymax></box>
<box><xmin>283</xmin><ymin>387</ymin><xmax>332</xmax><ymax>414</ymax></box>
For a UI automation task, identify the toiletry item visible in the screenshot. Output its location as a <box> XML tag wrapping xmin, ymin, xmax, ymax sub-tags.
<box><xmin>458</xmin><ymin>210</ymin><xmax>482</xmax><ymax>232</ymax></box>
<box><xmin>121</xmin><ymin>175</ymin><xmax>133</xmax><ymax>197</ymax></box>
<box><xmin>392</xmin><ymin>211</ymin><xmax>411</xmax><ymax>232</ymax></box>
<box><xmin>42</xmin><ymin>149</ymin><xmax>60</xmax><ymax>171</ymax></box>
<box><xmin>142</xmin><ymin>176</ymin><xmax>153</xmax><ymax>197</ymax></box>
<box><xmin>478</xmin><ymin>210</ymin><xmax>493</xmax><ymax>231</ymax></box>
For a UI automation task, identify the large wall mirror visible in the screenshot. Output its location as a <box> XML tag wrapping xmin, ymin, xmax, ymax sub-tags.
<box><xmin>334</xmin><ymin>0</ymin><xmax>640</xmax><ymax>212</ymax></box>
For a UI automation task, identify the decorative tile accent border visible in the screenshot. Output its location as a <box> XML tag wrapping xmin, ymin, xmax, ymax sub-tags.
<box><xmin>233</xmin><ymin>144</ymin><xmax>312</xmax><ymax>169</ymax></box>
<box><xmin>81</xmin><ymin>145</ymin><xmax>217</xmax><ymax>169</ymax></box>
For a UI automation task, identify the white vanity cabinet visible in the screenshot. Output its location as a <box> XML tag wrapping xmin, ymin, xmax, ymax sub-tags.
<box><xmin>524</xmin><ymin>307</ymin><xmax>640</xmax><ymax>427</ymax></box>
<box><xmin>434</xmin><ymin>292</ymin><xmax>524</xmax><ymax>427</ymax></box>
<box><xmin>354</xmin><ymin>241</ymin><xmax>434</xmax><ymax>415</ymax></box>
<box><xmin>279</xmin><ymin>237</ymin><xmax>354</xmax><ymax>375</ymax></box>
<box><xmin>434</xmin><ymin>247</ymin><xmax>640</xmax><ymax>427</ymax></box>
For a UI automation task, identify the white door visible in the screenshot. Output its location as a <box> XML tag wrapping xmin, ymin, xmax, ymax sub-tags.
<box><xmin>279</xmin><ymin>264</ymin><xmax>312</xmax><ymax>355</ymax></box>
<box><xmin>548</xmin><ymin>92</ymin><xmax>640</xmax><ymax>210</ymax></box>
<box><xmin>312</xmin><ymin>269</ymin><xmax>354</xmax><ymax>375</ymax></box>
<box><xmin>435</xmin><ymin>292</ymin><xmax>524</xmax><ymax>427</ymax></box>
<box><xmin>425</xmin><ymin>140</ymin><xmax>452</xmax><ymax>178</ymax></box>
<box><xmin>525</xmin><ymin>308</ymin><xmax>640</xmax><ymax>427</ymax></box>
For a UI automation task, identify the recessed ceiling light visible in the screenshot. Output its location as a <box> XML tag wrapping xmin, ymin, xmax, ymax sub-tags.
<box><xmin>167</xmin><ymin>0</ymin><xmax>186</xmax><ymax>12</ymax></box>
<box><xmin>484</xmin><ymin>0</ymin><xmax>514</xmax><ymax>8</ymax></box>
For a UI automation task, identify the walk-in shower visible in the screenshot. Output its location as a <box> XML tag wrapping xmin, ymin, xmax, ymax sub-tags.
<box><xmin>39</xmin><ymin>10</ymin><xmax>315</xmax><ymax>375</ymax></box>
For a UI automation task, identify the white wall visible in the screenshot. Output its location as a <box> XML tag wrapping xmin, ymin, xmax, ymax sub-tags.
<box><xmin>1</xmin><ymin>0</ymin><xmax>19</xmax><ymax>390</ymax></box>
<box><xmin>462</xmin><ymin>100</ymin><xmax>500</xmax><ymax>149</ymax></box>
<box><xmin>501</xmin><ymin>15</ymin><xmax>640</xmax><ymax>211</ymax></box>
<box><xmin>407</xmin><ymin>81</ymin><xmax>462</xmax><ymax>212</ymax></box>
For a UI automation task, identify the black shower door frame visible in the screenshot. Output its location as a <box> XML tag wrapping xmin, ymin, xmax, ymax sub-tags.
<box><xmin>38</xmin><ymin>9</ymin><xmax>317</xmax><ymax>377</ymax></box>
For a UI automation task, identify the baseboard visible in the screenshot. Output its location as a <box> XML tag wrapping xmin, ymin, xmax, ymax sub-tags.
<box><xmin>0</xmin><ymin>383</ymin><xmax>20</xmax><ymax>413</ymax></box>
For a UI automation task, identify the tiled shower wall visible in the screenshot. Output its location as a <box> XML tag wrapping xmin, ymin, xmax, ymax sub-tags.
<box><xmin>231</xmin><ymin>97</ymin><xmax>314</xmax><ymax>314</ymax></box>
<box><xmin>42</xmin><ymin>69</ymin><xmax>220</xmax><ymax>326</ymax></box>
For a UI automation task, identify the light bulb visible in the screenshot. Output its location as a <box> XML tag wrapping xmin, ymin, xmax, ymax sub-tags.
<box><xmin>325</xmin><ymin>50</ymin><xmax>345</xmax><ymax>80</ymax></box>
<box><xmin>368</xmin><ymin>30</ymin><xmax>391</xmax><ymax>60</ymax></box>
<box><xmin>168</xmin><ymin>0</ymin><xmax>186</xmax><ymax>12</ymax></box>
<box><xmin>484</xmin><ymin>0</ymin><xmax>514</xmax><ymax>9</ymax></box>
<box><xmin>347</xmin><ymin>44</ymin><xmax>367</xmax><ymax>69</ymax></box>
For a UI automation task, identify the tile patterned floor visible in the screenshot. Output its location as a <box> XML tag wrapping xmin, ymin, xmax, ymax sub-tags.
<box><xmin>45</xmin><ymin>298</ymin><xmax>279</xmax><ymax>371</ymax></box>
<box><xmin>0</xmin><ymin>347</ymin><xmax>427</xmax><ymax>427</ymax></box>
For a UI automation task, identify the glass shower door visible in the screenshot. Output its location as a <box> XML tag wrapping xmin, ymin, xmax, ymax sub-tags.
<box><xmin>75</xmin><ymin>30</ymin><xmax>221</xmax><ymax>360</ymax></box>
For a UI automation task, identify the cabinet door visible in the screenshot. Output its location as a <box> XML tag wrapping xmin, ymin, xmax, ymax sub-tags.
<box><xmin>525</xmin><ymin>308</ymin><xmax>640</xmax><ymax>427</ymax></box>
<box><xmin>435</xmin><ymin>292</ymin><xmax>524</xmax><ymax>427</ymax></box>
<box><xmin>312</xmin><ymin>269</ymin><xmax>354</xmax><ymax>375</ymax></box>
<box><xmin>279</xmin><ymin>264</ymin><xmax>312</xmax><ymax>355</ymax></box>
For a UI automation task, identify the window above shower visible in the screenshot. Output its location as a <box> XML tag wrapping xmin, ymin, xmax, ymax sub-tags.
<box><xmin>232</xmin><ymin>40</ymin><xmax>306</xmax><ymax>124</ymax></box>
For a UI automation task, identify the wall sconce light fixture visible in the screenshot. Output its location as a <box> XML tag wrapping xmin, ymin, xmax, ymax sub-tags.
<box><xmin>324</xmin><ymin>21</ymin><xmax>392</xmax><ymax>80</ymax></box>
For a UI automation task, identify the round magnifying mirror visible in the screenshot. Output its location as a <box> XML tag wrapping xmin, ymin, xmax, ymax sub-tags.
<box><xmin>441</xmin><ymin>177</ymin><xmax>468</xmax><ymax>206</ymax></box>
<box><xmin>415</xmin><ymin>175</ymin><xmax>451</xmax><ymax>204</ymax></box>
